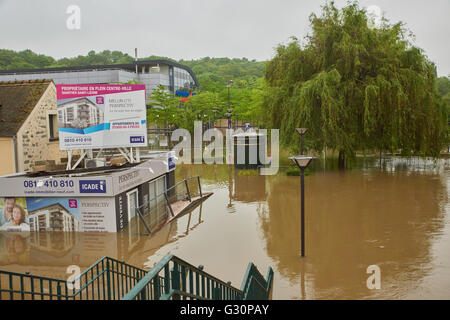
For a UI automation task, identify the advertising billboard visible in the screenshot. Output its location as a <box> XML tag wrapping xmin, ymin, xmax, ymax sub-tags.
<box><xmin>0</xmin><ymin>197</ymin><xmax>117</xmax><ymax>233</ymax></box>
<box><xmin>56</xmin><ymin>84</ymin><xmax>147</xmax><ymax>150</ymax></box>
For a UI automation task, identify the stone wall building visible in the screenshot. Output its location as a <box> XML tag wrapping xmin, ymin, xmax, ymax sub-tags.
<box><xmin>0</xmin><ymin>79</ymin><xmax>71</xmax><ymax>175</ymax></box>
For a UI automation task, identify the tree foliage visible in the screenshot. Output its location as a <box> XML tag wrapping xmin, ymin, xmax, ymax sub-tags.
<box><xmin>263</xmin><ymin>1</ymin><xmax>447</xmax><ymax>157</ymax></box>
<box><xmin>146</xmin><ymin>85</ymin><xmax>180</xmax><ymax>127</ymax></box>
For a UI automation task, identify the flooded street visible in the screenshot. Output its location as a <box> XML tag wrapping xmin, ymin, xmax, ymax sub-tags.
<box><xmin>1</xmin><ymin>157</ymin><xmax>450</xmax><ymax>299</ymax></box>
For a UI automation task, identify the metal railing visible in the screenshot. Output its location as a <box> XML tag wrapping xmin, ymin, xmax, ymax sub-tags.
<box><xmin>165</xmin><ymin>175</ymin><xmax>203</xmax><ymax>203</ymax></box>
<box><xmin>0</xmin><ymin>269</ymin><xmax>68</xmax><ymax>300</ymax></box>
<box><xmin>134</xmin><ymin>176</ymin><xmax>204</xmax><ymax>235</ymax></box>
<box><xmin>122</xmin><ymin>254</ymin><xmax>273</xmax><ymax>301</ymax></box>
<box><xmin>0</xmin><ymin>256</ymin><xmax>146</xmax><ymax>300</ymax></box>
<box><xmin>1</xmin><ymin>254</ymin><xmax>272</xmax><ymax>300</ymax></box>
<box><xmin>241</xmin><ymin>262</ymin><xmax>274</xmax><ymax>300</ymax></box>
<box><xmin>122</xmin><ymin>254</ymin><xmax>243</xmax><ymax>300</ymax></box>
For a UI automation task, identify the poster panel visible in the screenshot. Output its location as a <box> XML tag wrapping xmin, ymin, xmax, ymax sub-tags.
<box><xmin>56</xmin><ymin>84</ymin><xmax>147</xmax><ymax>150</ymax></box>
<box><xmin>1</xmin><ymin>197</ymin><xmax>117</xmax><ymax>233</ymax></box>
<box><xmin>26</xmin><ymin>198</ymin><xmax>80</xmax><ymax>232</ymax></box>
<box><xmin>0</xmin><ymin>197</ymin><xmax>30</xmax><ymax>232</ymax></box>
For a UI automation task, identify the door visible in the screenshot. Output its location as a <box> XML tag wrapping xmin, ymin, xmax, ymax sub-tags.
<box><xmin>127</xmin><ymin>189</ymin><xmax>139</xmax><ymax>222</ymax></box>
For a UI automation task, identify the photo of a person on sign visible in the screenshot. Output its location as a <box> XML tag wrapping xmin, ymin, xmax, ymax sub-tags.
<box><xmin>2</xmin><ymin>204</ymin><xmax>30</xmax><ymax>231</ymax></box>
<box><xmin>0</xmin><ymin>197</ymin><xmax>16</xmax><ymax>227</ymax></box>
<box><xmin>0</xmin><ymin>198</ymin><xmax>30</xmax><ymax>232</ymax></box>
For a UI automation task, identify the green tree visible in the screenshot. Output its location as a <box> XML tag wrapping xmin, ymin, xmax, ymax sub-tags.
<box><xmin>436</xmin><ymin>76</ymin><xmax>450</xmax><ymax>149</ymax></box>
<box><xmin>263</xmin><ymin>1</ymin><xmax>447</xmax><ymax>163</ymax></box>
<box><xmin>436</xmin><ymin>76</ymin><xmax>450</xmax><ymax>105</ymax></box>
<box><xmin>180</xmin><ymin>91</ymin><xmax>225</xmax><ymax>131</ymax></box>
<box><xmin>147</xmin><ymin>85</ymin><xmax>180</xmax><ymax>128</ymax></box>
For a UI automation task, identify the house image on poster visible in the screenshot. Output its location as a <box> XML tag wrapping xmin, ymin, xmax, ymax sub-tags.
<box><xmin>57</xmin><ymin>97</ymin><xmax>103</xmax><ymax>129</ymax></box>
<box><xmin>28</xmin><ymin>203</ymin><xmax>79</xmax><ymax>232</ymax></box>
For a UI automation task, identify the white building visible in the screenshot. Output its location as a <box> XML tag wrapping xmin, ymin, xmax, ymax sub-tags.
<box><xmin>57</xmin><ymin>97</ymin><xmax>103</xmax><ymax>129</ymax></box>
<box><xmin>28</xmin><ymin>203</ymin><xmax>79</xmax><ymax>232</ymax></box>
<box><xmin>0</xmin><ymin>60</ymin><xmax>199</xmax><ymax>106</ymax></box>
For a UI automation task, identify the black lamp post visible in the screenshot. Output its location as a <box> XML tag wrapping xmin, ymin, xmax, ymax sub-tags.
<box><xmin>225</xmin><ymin>108</ymin><xmax>233</xmax><ymax>129</ymax></box>
<box><xmin>227</xmin><ymin>80</ymin><xmax>233</xmax><ymax>129</ymax></box>
<box><xmin>227</xmin><ymin>79</ymin><xmax>233</xmax><ymax>106</ymax></box>
<box><xmin>290</xmin><ymin>155</ymin><xmax>316</xmax><ymax>257</ymax></box>
<box><xmin>296</xmin><ymin>128</ymin><xmax>308</xmax><ymax>155</ymax></box>
<box><xmin>212</xmin><ymin>109</ymin><xmax>217</xmax><ymax>128</ymax></box>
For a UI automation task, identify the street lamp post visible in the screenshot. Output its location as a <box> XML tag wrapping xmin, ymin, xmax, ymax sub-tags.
<box><xmin>212</xmin><ymin>109</ymin><xmax>217</xmax><ymax>128</ymax></box>
<box><xmin>227</xmin><ymin>80</ymin><xmax>233</xmax><ymax>129</ymax></box>
<box><xmin>226</xmin><ymin>108</ymin><xmax>233</xmax><ymax>129</ymax></box>
<box><xmin>227</xmin><ymin>79</ymin><xmax>233</xmax><ymax>107</ymax></box>
<box><xmin>290</xmin><ymin>155</ymin><xmax>316</xmax><ymax>257</ymax></box>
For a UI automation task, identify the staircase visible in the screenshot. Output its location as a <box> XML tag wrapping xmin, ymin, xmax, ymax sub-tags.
<box><xmin>0</xmin><ymin>255</ymin><xmax>273</xmax><ymax>300</ymax></box>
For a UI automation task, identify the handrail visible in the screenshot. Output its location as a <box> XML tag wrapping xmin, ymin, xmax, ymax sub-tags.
<box><xmin>122</xmin><ymin>254</ymin><xmax>174</xmax><ymax>300</ymax></box>
<box><xmin>122</xmin><ymin>254</ymin><xmax>244</xmax><ymax>300</ymax></box>
<box><xmin>240</xmin><ymin>263</ymin><xmax>266</xmax><ymax>292</ymax></box>
<box><xmin>0</xmin><ymin>270</ymin><xmax>67</xmax><ymax>284</ymax></box>
<box><xmin>240</xmin><ymin>262</ymin><xmax>273</xmax><ymax>300</ymax></box>
<box><xmin>130</xmin><ymin>176</ymin><xmax>204</xmax><ymax>234</ymax></box>
<box><xmin>1</xmin><ymin>254</ymin><xmax>272</xmax><ymax>301</ymax></box>
<box><xmin>0</xmin><ymin>255</ymin><xmax>149</xmax><ymax>300</ymax></box>
<box><xmin>165</xmin><ymin>175</ymin><xmax>201</xmax><ymax>194</ymax></box>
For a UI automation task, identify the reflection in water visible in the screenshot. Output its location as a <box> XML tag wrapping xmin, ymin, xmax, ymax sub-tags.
<box><xmin>227</xmin><ymin>165</ymin><xmax>235</xmax><ymax>213</ymax></box>
<box><xmin>1</xmin><ymin>158</ymin><xmax>449</xmax><ymax>299</ymax></box>
<box><xmin>0</xmin><ymin>204</ymin><xmax>205</xmax><ymax>280</ymax></box>
<box><xmin>262</xmin><ymin>171</ymin><xmax>448</xmax><ymax>299</ymax></box>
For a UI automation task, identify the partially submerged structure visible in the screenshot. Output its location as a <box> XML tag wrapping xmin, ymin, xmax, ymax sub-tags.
<box><xmin>0</xmin><ymin>151</ymin><xmax>209</xmax><ymax>233</ymax></box>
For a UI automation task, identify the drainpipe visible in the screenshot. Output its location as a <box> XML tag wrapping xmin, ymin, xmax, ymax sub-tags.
<box><xmin>13</xmin><ymin>135</ymin><xmax>18</xmax><ymax>173</ymax></box>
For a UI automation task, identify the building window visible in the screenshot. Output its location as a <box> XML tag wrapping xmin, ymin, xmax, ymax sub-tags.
<box><xmin>48</xmin><ymin>114</ymin><xmax>59</xmax><ymax>141</ymax></box>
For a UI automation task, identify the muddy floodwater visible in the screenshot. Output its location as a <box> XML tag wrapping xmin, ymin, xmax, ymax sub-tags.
<box><xmin>1</xmin><ymin>157</ymin><xmax>450</xmax><ymax>299</ymax></box>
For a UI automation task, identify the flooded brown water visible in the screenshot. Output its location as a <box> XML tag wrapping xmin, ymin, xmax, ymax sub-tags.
<box><xmin>1</xmin><ymin>157</ymin><xmax>450</xmax><ymax>299</ymax></box>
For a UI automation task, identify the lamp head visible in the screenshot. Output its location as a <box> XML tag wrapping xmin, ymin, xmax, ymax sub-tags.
<box><xmin>289</xmin><ymin>155</ymin><xmax>316</xmax><ymax>170</ymax></box>
<box><xmin>296</xmin><ymin>128</ymin><xmax>308</xmax><ymax>136</ymax></box>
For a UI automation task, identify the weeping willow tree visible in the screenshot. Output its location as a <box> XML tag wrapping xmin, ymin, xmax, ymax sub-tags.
<box><xmin>263</xmin><ymin>1</ymin><xmax>448</xmax><ymax>163</ymax></box>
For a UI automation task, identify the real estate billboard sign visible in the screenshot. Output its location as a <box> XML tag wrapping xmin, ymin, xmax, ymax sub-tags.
<box><xmin>56</xmin><ymin>84</ymin><xmax>147</xmax><ymax>150</ymax></box>
<box><xmin>0</xmin><ymin>197</ymin><xmax>117</xmax><ymax>232</ymax></box>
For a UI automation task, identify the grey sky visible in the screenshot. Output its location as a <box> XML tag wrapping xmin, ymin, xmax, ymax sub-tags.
<box><xmin>0</xmin><ymin>0</ymin><xmax>448</xmax><ymax>76</ymax></box>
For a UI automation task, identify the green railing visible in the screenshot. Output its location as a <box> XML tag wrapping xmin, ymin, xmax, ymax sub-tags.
<box><xmin>0</xmin><ymin>254</ymin><xmax>273</xmax><ymax>300</ymax></box>
<box><xmin>122</xmin><ymin>254</ymin><xmax>273</xmax><ymax>300</ymax></box>
<box><xmin>0</xmin><ymin>256</ymin><xmax>146</xmax><ymax>300</ymax></box>
<box><xmin>0</xmin><ymin>269</ymin><xmax>67</xmax><ymax>300</ymax></box>
<box><xmin>241</xmin><ymin>262</ymin><xmax>274</xmax><ymax>300</ymax></box>
<box><xmin>68</xmin><ymin>256</ymin><xmax>147</xmax><ymax>300</ymax></box>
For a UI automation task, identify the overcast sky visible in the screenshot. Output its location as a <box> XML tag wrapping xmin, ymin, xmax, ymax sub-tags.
<box><xmin>0</xmin><ymin>0</ymin><xmax>448</xmax><ymax>76</ymax></box>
